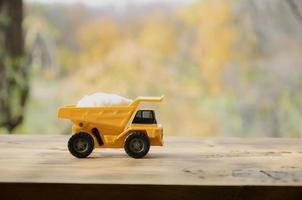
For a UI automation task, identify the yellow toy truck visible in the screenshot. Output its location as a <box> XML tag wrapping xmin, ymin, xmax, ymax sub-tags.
<box><xmin>57</xmin><ymin>96</ymin><xmax>163</xmax><ymax>158</ymax></box>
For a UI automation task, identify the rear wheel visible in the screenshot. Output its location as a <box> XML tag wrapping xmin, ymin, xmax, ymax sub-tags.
<box><xmin>68</xmin><ymin>132</ymin><xmax>94</xmax><ymax>158</ymax></box>
<box><xmin>124</xmin><ymin>132</ymin><xmax>150</xmax><ymax>158</ymax></box>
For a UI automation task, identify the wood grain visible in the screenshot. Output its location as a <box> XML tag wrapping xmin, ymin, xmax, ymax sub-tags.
<box><xmin>0</xmin><ymin>135</ymin><xmax>302</xmax><ymax>199</ymax></box>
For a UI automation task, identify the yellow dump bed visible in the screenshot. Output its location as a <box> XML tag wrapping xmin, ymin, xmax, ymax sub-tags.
<box><xmin>57</xmin><ymin>96</ymin><xmax>163</xmax><ymax>130</ymax></box>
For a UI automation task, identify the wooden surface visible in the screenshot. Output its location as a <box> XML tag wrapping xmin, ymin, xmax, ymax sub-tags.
<box><xmin>1</xmin><ymin>135</ymin><xmax>302</xmax><ymax>199</ymax></box>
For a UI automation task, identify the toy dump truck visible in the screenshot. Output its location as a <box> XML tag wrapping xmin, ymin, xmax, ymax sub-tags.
<box><xmin>57</xmin><ymin>96</ymin><xmax>163</xmax><ymax>158</ymax></box>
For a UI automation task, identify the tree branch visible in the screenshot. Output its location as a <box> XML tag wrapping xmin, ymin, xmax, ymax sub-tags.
<box><xmin>287</xmin><ymin>0</ymin><xmax>302</xmax><ymax>26</ymax></box>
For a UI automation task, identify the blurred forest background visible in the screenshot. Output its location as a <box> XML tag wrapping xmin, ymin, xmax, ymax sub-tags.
<box><xmin>0</xmin><ymin>0</ymin><xmax>302</xmax><ymax>137</ymax></box>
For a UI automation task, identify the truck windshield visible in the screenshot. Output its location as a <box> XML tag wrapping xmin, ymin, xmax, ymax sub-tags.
<box><xmin>132</xmin><ymin>110</ymin><xmax>157</xmax><ymax>124</ymax></box>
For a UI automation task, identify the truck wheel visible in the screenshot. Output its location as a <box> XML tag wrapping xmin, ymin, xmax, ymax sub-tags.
<box><xmin>124</xmin><ymin>132</ymin><xmax>150</xmax><ymax>158</ymax></box>
<box><xmin>68</xmin><ymin>132</ymin><xmax>94</xmax><ymax>158</ymax></box>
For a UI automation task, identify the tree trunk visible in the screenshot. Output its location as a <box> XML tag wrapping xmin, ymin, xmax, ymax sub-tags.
<box><xmin>0</xmin><ymin>0</ymin><xmax>28</xmax><ymax>133</ymax></box>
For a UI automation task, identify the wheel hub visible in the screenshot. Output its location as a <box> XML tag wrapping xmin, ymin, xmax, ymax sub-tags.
<box><xmin>74</xmin><ymin>138</ymin><xmax>88</xmax><ymax>152</ymax></box>
<box><xmin>129</xmin><ymin>138</ymin><xmax>144</xmax><ymax>152</ymax></box>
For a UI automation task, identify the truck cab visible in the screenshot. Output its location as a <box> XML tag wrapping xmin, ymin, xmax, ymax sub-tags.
<box><xmin>129</xmin><ymin>109</ymin><xmax>163</xmax><ymax>147</ymax></box>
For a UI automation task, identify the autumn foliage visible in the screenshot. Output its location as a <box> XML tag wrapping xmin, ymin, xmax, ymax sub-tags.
<box><xmin>13</xmin><ymin>0</ymin><xmax>302</xmax><ymax>137</ymax></box>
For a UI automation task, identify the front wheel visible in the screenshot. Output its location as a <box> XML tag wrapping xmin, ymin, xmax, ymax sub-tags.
<box><xmin>124</xmin><ymin>132</ymin><xmax>150</xmax><ymax>158</ymax></box>
<box><xmin>68</xmin><ymin>132</ymin><xmax>94</xmax><ymax>158</ymax></box>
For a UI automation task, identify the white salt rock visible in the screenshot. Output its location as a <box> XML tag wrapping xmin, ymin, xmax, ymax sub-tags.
<box><xmin>76</xmin><ymin>92</ymin><xmax>132</xmax><ymax>107</ymax></box>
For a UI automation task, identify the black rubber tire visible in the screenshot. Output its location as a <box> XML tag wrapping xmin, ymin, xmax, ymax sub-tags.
<box><xmin>124</xmin><ymin>132</ymin><xmax>150</xmax><ymax>158</ymax></box>
<box><xmin>68</xmin><ymin>132</ymin><xmax>94</xmax><ymax>158</ymax></box>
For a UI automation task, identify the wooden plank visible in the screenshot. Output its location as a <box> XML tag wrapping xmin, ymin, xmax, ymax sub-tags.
<box><xmin>0</xmin><ymin>135</ymin><xmax>302</xmax><ymax>185</ymax></box>
<box><xmin>0</xmin><ymin>135</ymin><xmax>302</xmax><ymax>199</ymax></box>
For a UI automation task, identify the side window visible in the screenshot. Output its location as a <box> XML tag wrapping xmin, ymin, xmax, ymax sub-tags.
<box><xmin>132</xmin><ymin>110</ymin><xmax>156</xmax><ymax>124</ymax></box>
<box><xmin>135</xmin><ymin>110</ymin><xmax>142</xmax><ymax>118</ymax></box>
<box><xmin>142</xmin><ymin>111</ymin><xmax>152</xmax><ymax>118</ymax></box>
